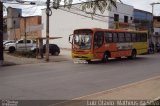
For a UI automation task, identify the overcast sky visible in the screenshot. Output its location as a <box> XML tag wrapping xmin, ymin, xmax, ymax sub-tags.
<box><xmin>122</xmin><ymin>0</ymin><xmax>160</xmax><ymax>15</ymax></box>
<box><xmin>73</xmin><ymin>0</ymin><xmax>160</xmax><ymax>16</ymax></box>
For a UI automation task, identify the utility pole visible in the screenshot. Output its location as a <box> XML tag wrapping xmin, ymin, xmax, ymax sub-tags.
<box><xmin>45</xmin><ymin>0</ymin><xmax>51</xmax><ymax>61</ymax></box>
<box><xmin>24</xmin><ymin>17</ymin><xmax>27</xmax><ymax>51</ymax></box>
<box><xmin>0</xmin><ymin>1</ymin><xmax>4</xmax><ymax>66</ymax></box>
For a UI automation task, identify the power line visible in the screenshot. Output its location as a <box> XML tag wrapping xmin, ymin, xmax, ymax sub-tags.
<box><xmin>59</xmin><ymin>7</ymin><xmax>108</xmax><ymax>23</ymax></box>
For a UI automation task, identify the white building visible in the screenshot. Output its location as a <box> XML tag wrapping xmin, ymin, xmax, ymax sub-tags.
<box><xmin>42</xmin><ymin>2</ymin><xmax>134</xmax><ymax>48</ymax></box>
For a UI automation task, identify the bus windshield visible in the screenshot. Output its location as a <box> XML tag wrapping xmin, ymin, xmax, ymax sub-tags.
<box><xmin>73</xmin><ymin>31</ymin><xmax>92</xmax><ymax>50</ymax></box>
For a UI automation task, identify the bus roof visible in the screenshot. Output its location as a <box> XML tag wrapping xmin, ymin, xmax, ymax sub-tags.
<box><xmin>74</xmin><ymin>28</ymin><xmax>148</xmax><ymax>33</ymax></box>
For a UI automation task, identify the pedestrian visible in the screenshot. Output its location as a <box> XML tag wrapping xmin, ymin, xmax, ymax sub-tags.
<box><xmin>156</xmin><ymin>42</ymin><xmax>160</xmax><ymax>52</ymax></box>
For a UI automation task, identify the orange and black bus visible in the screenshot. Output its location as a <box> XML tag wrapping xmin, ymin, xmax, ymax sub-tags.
<box><xmin>69</xmin><ymin>28</ymin><xmax>148</xmax><ymax>63</ymax></box>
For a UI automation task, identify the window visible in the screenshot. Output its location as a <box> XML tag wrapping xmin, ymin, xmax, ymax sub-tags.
<box><xmin>33</xmin><ymin>40</ymin><xmax>36</xmax><ymax>43</ymax></box>
<box><xmin>94</xmin><ymin>31</ymin><xmax>104</xmax><ymax>48</ymax></box>
<box><xmin>130</xmin><ymin>17</ymin><xmax>133</xmax><ymax>20</ymax></box>
<box><xmin>113</xmin><ymin>33</ymin><xmax>118</xmax><ymax>42</ymax></box>
<box><xmin>140</xmin><ymin>33</ymin><xmax>147</xmax><ymax>42</ymax></box>
<box><xmin>136</xmin><ymin>33</ymin><xmax>141</xmax><ymax>42</ymax></box>
<box><xmin>125</xmin><ymin>33</ymin><xmax>131</xmax><ymax>42</ymax></box>
<box><xmin>114</xmin><ymin>14</ymin><xmax>119</xmax><ymax>22</ymax></box>
<box><xmin>18</xmin><ymin>40</ymin><xmax>24</xmax><ymax>43</ymax></box>
<box><xmin>131</xmin><ymin>33</ymin><xmax>136</xmax><ymax>42</ymax></box>
<box><xmin>105</xmin><ymin>32</ymin><xmax>112</xmax><ymax>43</ymax></box>
<box><xmin>73</xmin><ymin>33</ymin><xmax>92</xmax><ymax>50</ymax></box>
<box><xmin>118</xmin><ymin>33</ymin><xmax>125</xmax><ymax>42</ymax></box>
<box><xmin>124</xmin><ymin>16</ymin><xmax>128</xmax><ymax>23</ymax></box>
<box><xmin>26</xmin><ymin>40</ymin><xmax>31</xmax><ymax>43</ymax></box>
<box><xmin>155</xmin><ymin>32</ymin><xmax>159</xmax><ymax>35</ymax></box>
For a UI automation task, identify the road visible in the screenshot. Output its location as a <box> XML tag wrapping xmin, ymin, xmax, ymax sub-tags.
<box><xmin>0</xmin><ymin>54</ymin><xmax>160</xmax><ymax>100</ymax></box>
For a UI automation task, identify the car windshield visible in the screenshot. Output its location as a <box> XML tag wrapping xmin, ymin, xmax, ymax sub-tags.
<box><xmin>73</xmin><ymin>30</ymin><xmax>92</xmax><ymax>50</ymax></box>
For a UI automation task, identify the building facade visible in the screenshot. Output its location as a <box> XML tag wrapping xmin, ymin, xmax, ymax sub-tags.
<box><xmin>42</xmin><ymin>2</ymin><xmax>134</xmax><ymax>48</ymax></box>
<box><xmin>3</xmin><ymin>2</ymin><xmax>45</xmax><ymax>40</ymax></box>
<box><xmin>153</xmin><ymin>16</ymin><xmax>160</xmax><ymax>43</ymax></box>
<box><xmin>8</xmin><ymin>16</ymin><xmax>42</xmax><ymax>40</ymax></box>
<box><xmin>133</xmin><ymin>9</ymin><xmax>153</xmax><ymax>31</ymax></box>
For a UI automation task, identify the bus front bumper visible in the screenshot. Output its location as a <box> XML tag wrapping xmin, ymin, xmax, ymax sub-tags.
<box><xmin>72</xmin><ymin>53</ymin><xmax>94</xmax><ymax>60</ymax></box>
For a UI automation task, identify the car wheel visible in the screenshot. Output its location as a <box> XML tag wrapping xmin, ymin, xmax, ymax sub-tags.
<box><xmin>87</xmin><ymin>60</ymin><xmax>92</xmax><ymax>64</ymax></box>
<box><xmin>54</xmin><ymin>51</ymin><xmax>59</xmax><ymax>56</ymax></box>
<box><xmin>9</xmin><ymin>47</ymin><xmax>15</xmax><ymax>53</ymax></box>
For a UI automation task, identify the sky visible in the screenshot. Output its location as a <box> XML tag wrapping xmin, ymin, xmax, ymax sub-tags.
<box><xmin>121</xmin><ymin>0</ymin><xmax>160</xmax><ymax>15</ymax></box>
<box><xmin>3</xmin><ymin>0</ymin><xmax>160</xmax><ymax>16</ymax></box>
<box><xmin>74</xmin><ymin>0</ymin><xmax>160</xmax><ymax>16</ymax></box>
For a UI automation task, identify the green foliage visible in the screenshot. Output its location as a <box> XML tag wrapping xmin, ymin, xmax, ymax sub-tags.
<box><xmin>81</xmin><ymin>0</ymin><xmax>117</xmax><ymax>15</ymax></box>
<box><xmin>53</xmin><ymin>0</ymin><xmax>117</xmax><ymax>13</ymax></box>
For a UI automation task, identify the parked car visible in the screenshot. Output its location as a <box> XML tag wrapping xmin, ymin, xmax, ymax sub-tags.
<box><xmin>4</xmin><ymin>39</ymin><xmax>36</xmax><ymax>53</ymax></box>
<box><xmin>3</xmin><ymin>40</ymin><xmax>15</xmax><ymax>50</ymax></box>
<box><xmin>3</xmin><ymin>40</ymin><xmax>15</xmax><ymax>45</ymax></box>
<box><xmin>43</xmin><ymin>44</ymin><xmax>60</xmax><ymax>56</ymax></box>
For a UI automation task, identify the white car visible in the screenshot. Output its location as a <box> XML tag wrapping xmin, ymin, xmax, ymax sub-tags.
<box><xmin>4</xmin><ymin>39</ymin><xmax>36</xmax><ymax>53</ymax></box>
<box><xmin>3</xmin><ymin>40</ymin><xmax>15</xmax><ymax>45</ymax></box>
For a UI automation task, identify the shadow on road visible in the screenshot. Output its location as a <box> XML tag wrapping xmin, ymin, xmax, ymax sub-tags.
<box><xmin>87</xmin><ymin>56</ymin><xmax>149</xmax><ymax>65</ymax></box>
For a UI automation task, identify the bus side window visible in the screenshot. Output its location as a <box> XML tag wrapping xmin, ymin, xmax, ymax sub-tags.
<box><xmin>140</xmin><ymin>33</ymin><xmax>147</xmax><ymax>42</ymax></box>
<box><xmin>118</xmin><ymin>33</ymin><xmax>125</xmax><ymax>42</ymax></box>
<box><xmin>105</xmin><ymin>32</ymin><xmax>112</xmax><ymax>43</ymax></box>
<box><xmin>136</xmin><ymin>33</ymin><xmax>141</xmax><ymax>42</ymax></box>
<box><xmin>94</xmin><ymin>31</ymin><xmax>104</xmax><ymax>49</ymax></box>
<box><xmin>113</xmin><ymin>33</ymin><xmax>118</xmax><ymax>42</ymax></box>
<box><xmin>131</xmin><ymin>33</ymin><xmax>136</xmax><ymax>42</ymax></box>
<box><xmin>125</xmin><ymin>33</ymin><xmax>131</xmax><ymax>42</ymax></box>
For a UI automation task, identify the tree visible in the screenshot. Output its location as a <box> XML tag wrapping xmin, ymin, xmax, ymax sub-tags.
<box><xmin>63</xmin><ymin>0</ymin><xmax>117</xmax><ymax>13</ymax></box>
<box><xmin>80</xmin><ymin>0</ymin><xmax>117</xmax><ymax>14</ymax></box>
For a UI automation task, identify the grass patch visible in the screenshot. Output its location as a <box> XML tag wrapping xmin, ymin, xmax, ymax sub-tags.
<box><xmin>7</xmin><ymin>51</ymin><xmax>36</xmax><ymax>58</ymax></box>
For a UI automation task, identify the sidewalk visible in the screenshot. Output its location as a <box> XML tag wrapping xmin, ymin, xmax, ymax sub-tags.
<box><xmin>75</xmin><ymin>76</ymin><xmax>160</xmax><ymax>100</ymax></box>
<box><xmin>3</xmin><ymin>49</ymin><xmax>72</xmax><ymax>66</ymax></box>
<box><xmin>51</xmin><ymin>76</ymin><xmax>160</xmax><ymax>106</ymax></box>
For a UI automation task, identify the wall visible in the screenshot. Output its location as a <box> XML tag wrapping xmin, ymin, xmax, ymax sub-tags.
<box><xmin>109</xmin><ymin>2</ymin><xmax>133</xmax><ymax>27</ymax></box>
<box><xmin>153</xmin><ymin>17</ymin><xmax>160</xmax><ymax>28</ymax></box>
<box><xmin>41</xmin><ymin>2</ymin><xmax>134</xmax><ymax>48</ymax></box>
<box><xmin>153</xmin><ymin>17</ymin><xmax>160</xmax><ymax>43</ymax></box>
<box><xmin>134</xmin><ymin>9</ymin><xmax>152</xmax><ymax>21</ymax></box>
<box><xmin>8</xmin><ymin>16</ymin><xmax>42</xmax><ymax>40</ymax></box>
<box><xmin>133</xmin><ymin>9</ymin><xmax>153</xmax><ymax>30</ymax></box>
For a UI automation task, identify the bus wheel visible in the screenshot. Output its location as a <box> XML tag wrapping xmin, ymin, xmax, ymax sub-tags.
<box><xmin>116</xmin><ymin>57</ymin><xmax>121</xmax><ymax>60</ymax></box>
<box><xmin>87</xmin><ymin>60</ymin><xmax>92</xmax><ymax>64</ymax></box>
<box><xmin>102</xmin><ymin>53</ymin><xmax>109</xmax><ymax>63</ymax></box>
<box><xmin>128</xmin><ymin>50</ymin><xmax>137</xmax><ymax>59</ymax></box>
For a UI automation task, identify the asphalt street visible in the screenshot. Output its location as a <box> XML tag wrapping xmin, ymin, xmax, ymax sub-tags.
<box><xmin>0</xmin><ymin>54</ymin><xmax>160</xmax><ymax>100</ymax></box>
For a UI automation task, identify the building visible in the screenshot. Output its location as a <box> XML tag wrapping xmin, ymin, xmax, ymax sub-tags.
<box><xmin>153</xmin><ymin>16</ymin><xmax>160</xmax><ymax>43</ymax></box>
<box><xmin>3</xmin><ymin>2</ymin><xmax>45</xmax><ymax>40</ymax></box>
<box><xmin>42</xmin><ymin>2</ymin><xmax>134</xmax><ymax>48</ymax></box>
<box><xmin>133</xmin><ymin>9</ymin><xmax>153</xmax><ymax>31</ymax></box>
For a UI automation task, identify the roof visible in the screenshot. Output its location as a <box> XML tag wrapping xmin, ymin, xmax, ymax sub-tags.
<box><xmin>134</xmin><ymin>8</ymin><xmax>152</xmax><ymax>15</ymax></box>
<box><xmin>3</xmin><ymin>1</ymin><xmax>46</xmax><ymax>17</ymax></box>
